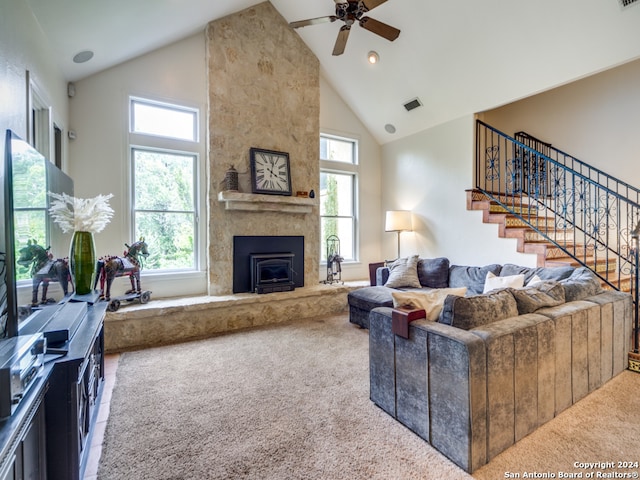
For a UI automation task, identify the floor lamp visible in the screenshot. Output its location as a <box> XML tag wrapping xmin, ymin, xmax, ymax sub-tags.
<box><xmin>385</xmin><ymin>210</ymin><xmax>412</xmax><ymax>260</ymax></box>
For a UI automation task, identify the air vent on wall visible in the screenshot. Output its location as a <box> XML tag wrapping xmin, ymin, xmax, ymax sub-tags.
<box><xmin>403</xmin><ymin>97</ymin><xmax>423</xmax><ymax>112</ymax></box>
<box><xmin>620</xmin><ymin>0</ymin><xmax>638</xmax><ymax>7</ymax></box>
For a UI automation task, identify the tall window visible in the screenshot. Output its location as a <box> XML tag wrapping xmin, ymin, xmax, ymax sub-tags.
<box><xmin>129</xmin><ymin>97</ymin><xmax>199</xmax><ymax>271</ymax></box>
<box><xmin>320</xmin><ymin>134</ymin><xmax>358</xmax><ymax>262</ymax></box>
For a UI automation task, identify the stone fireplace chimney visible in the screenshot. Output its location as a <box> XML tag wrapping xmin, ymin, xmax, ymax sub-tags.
<box><xmin>206</xmin><ymin>2</ymin><xmax>320</xmax><ymax>295</ymax></box>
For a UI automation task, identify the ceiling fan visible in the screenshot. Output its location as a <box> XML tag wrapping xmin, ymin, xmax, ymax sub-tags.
<box><xmin>289</xmin><ymin>0</ymin><xmax>401</xmax><ymax>56</ymax></box>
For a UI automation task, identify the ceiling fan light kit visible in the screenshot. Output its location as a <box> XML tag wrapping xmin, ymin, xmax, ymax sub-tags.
<box><xmin>290</xmin><ymin>0</ymin><xmax>400</xmax><ymax>56</ymax></box>
<box><xmin>367</xmin><ymin>51</ymin><xmax>379</xmax><ymax>64</ymax></box>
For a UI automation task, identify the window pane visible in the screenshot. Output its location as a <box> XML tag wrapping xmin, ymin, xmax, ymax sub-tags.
<box><xmin>133</xmin><ymin>150</ymin><xmax>194</xmax><ymax>212</ymax></box>
<box><xmin>135</xmin><ymin>211</ymin><xmax>195</xmax><ymax>270</ymax></box>
<box><xmin>320</xmin><ymin>172</ymin><xmax>353</xmax><ymax>216</ymax></box>
<box><xmin>320</xmin><ymin>136</ymin><xmax>355</xmax><ymax>164</ymax></box>
<box><xmin>321</xmin><ymin>217</ymin><xmax>354</xmax><ymax>261</ymax></box>
<box><xmin>132</xmin><ymin>100</ymin><xmax>197</xmax><ymax>142</ymax></box>
<box><xmin>14</xmin><ymin>210</ymin><xmax>47</xmax><ymax>281</ymax></box>
<box><xmin>12</xmin><ymin>153</ymin><xmax>47</xmax><ymax>209</ymax></box>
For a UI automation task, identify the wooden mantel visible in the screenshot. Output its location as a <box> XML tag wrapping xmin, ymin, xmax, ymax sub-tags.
<box><xmin>217</xmin><ymin>191</ymin><xmax>316</xmax><ymax>214</ymax></box>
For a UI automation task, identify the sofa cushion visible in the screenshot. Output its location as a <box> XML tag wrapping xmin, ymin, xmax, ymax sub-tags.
<box><xmin>500</xmin><ymin>263</ymin><xmax>575</xmax><ymax>284</ymax></box>
<box><xmin>391</xmin><ymin>287</ymin><xmax>467</xmax><ymax>321</ymax></box>
<box><xmin>508</xmin><ymin>281</ymin><xmax>566</xmax><ymax>314</ymax></box>
<box><xmin>560</xmin><ymin>267</ymin><xmax>604</xmax><ymax>302</ymax></box>
<box><xmin>384</xmin><ymin>255</ymin><xmax>422</xmax><ymax>288</ymax></box>
<box><xmin>417</xmin><ymin>257</ymin><xmax>450</xmax><ymax>288</ymax></box>
<box><xmin>483</xmin><ymin>272</ymin><xmax>525</xmax><ymax>293</ymax></box>
<box><xmin>439</xmin><ymin>289</ymin><xmax>519</xmax><ymax>330</ymax></box>
<box><xmin>449</xmin><ymin>264</ymin><xmax>502</xmax><ymax>295</ymax></box>
<box><xmin>348</xmin><ymin>286</ymin><xmax>394</xmax><ymax>311</ymax></box>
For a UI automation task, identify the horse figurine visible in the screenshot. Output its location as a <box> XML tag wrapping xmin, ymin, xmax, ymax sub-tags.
<box><xmin>94</xmin><ymin>238</ymin><xmax>150</xmax><ymax>302</ymax></box>
<box><xmin>17</xmin><ymin>239</ymin><xmax>72</xmax><ymax>306</ymax></box>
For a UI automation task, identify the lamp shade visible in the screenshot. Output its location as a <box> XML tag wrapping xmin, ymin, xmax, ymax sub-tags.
<box><xmin>385</xmin><ymin>210</ymin><xmax>412</xmax><ymax>232</ymax></box>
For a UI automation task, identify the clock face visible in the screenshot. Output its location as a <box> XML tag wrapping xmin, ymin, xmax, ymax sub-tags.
<box><xmin>250</xmin><ymin>149</ymin><xmax>292</xmax><ymax>195</ymax></box>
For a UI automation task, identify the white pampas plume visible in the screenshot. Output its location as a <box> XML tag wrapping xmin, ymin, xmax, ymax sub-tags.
<box><xmin>48</xmin><ymin>192</ymin><xmax>114</xmax><ymax>234</ymax></box>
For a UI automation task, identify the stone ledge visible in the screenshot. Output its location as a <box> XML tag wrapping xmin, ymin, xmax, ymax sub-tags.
<box><xmin>217</xmin><ymin>191</ymin><xmax>317</xmax><ymax>213</ymax></box>
<box><xmin>104</xmin><ymin>281</ymin><xmax>368</xmax><ymax>353</ymax></box>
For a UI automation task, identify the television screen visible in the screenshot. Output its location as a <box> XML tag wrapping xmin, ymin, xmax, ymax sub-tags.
<box><xmin>1</xmin><ymin>129</ymin><xmax>74</xmax><ymax>338</ymax></box>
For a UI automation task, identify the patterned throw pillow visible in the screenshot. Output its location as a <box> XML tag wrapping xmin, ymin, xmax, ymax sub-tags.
<box><xmin>391</xmin><ymin>287</ymin><xmax>468</xmax><ymax>321</ymax></box>
<box><xmin>384</xmin><ymin>255</ymin><xmax>422</xmax><ymax>288</ymax></box>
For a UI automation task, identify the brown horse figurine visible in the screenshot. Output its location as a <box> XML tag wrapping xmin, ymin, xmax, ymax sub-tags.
<box><xmin>94</xmin><ymin>238</ymin><xmax>149</xmax><ymax>302</ymax></box>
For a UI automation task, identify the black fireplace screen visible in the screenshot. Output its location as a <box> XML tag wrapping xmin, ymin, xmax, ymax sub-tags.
<box><xmin>232</xmin><ymin>236</ymin><xmax>304</xmax><ymax>293</ymax></box>
<box><xmin>251</xmin><ymin>253</ymin><xmax>294</xmax><ymax>294</ymax></box>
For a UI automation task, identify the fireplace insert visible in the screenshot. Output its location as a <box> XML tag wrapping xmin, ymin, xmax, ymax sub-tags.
<box><xmin>250</xmin><ymin>253</ymin><xmax>295</xmax><ymax>294</ymax></box>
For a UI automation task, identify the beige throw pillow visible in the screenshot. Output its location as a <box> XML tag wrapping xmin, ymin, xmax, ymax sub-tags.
<box><xmin>483</xmin><ymin>271</ymin><xmax>525</xmax><ymax>293</ymax></box>
<box><xmin>392</xmin><ymin>287</ymin><xmax>468</xmax><ymax>321</ymax></box>
<box><xmin>384</xmin><ymin>255</ymin><xmax>422</xmax><ymax>288</ymax></box>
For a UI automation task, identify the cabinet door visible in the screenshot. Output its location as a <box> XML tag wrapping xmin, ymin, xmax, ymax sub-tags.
<box><xmin>0</xmin><ymin>454</ymin><xmax>16</xmax><ymax>480</ymax></box>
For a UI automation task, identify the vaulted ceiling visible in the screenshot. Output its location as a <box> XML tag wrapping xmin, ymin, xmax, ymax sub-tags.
<box><xmin>24</xmin><ymin>0</ymin><xmax>640</xmax><ymax>144</ymax></box>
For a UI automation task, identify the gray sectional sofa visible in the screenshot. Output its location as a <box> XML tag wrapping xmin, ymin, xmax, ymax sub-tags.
<box><xmin>348</xmin><ymin>256</ymin><xmax>633</xmax><ymax>473</ymax></box>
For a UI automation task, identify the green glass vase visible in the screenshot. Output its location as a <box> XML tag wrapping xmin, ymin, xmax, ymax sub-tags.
<box><xmin>70</xmin><ymin>231</ymin><xmax>96</xmax><ymax>295</ymax></box>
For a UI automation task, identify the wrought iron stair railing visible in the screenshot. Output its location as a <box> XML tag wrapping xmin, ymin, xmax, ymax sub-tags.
<box><xmin>475</xmin><ymin>119</ymin><xmax>640</xmax><ymax>355</ymax></box>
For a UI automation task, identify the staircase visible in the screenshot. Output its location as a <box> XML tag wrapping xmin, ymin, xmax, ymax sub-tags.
<box><xmin>466</xmin><ymin>189</ymin><xmax>631</xmax><ymax>292</ymax></box>
<box><xmin>474</xmin><ymin>120</ymin><xmax>640</xmax><ymax>366</ymax></box>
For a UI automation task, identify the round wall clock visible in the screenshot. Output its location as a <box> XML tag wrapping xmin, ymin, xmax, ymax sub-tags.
<box><xmin>249</xmin><ymin>147</ymin><xmax>292</xmax><ymax>196</ymax></box>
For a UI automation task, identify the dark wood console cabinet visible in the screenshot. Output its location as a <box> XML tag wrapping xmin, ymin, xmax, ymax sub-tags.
<box><xmin>44</xmin><ymin>302</ymin><xmax>106</xmax><ymax>480</ymax></box>
<box><xmin>0</xmin><ymin>378</ymin><xmax>48</xmax><ymax>480</ymax></box>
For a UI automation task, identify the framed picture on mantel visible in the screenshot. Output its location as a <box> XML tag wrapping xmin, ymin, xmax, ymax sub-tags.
<box><xmin>249</xmin><ymin>147</ymin><xmax>292</xmax><ymax>196</ymax></box>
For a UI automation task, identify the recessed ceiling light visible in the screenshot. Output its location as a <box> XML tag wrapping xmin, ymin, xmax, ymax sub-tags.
<box><xmin>367</xmin><ymin>51</ymin><xmax>379</xmax><ymax>64</ymax></box>
<box><xmin>384</xmin><ymin>124</ymin><xmax>396</xmax><ymax>134</ymax></box>
<box><xmin>73</xmin><ymin>50</ymin><xmax>94</xmax><ymax>64</ymax></box>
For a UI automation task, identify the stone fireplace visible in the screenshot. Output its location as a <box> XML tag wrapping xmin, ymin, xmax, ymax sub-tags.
<box><xmin>206</xmin><ymin>2</ymin><xmax>320</xmax><ymax>295</ymax></box>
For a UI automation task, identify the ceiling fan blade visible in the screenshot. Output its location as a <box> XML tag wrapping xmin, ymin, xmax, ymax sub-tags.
<box><xmin>361</xmin><ymin>0</ymin><xmax>388</xmax><ymax>12</ymax></box>
<box><xmin>332</xmin><ymin>25</ymin><xmax>351</xmax><ymax>56</ymax></box>
<box><xmin>289</xmin><ymin>16</ymin><xmax>337</xmax><ymax>29</ymax></box>
<box><xmin>359</xmin><ymin>16</ymin><xmax>400</xmax><ymax>42</ymax></box>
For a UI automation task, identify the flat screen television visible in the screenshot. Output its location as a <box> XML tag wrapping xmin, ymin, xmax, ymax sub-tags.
<box><xmin>1</xmin><ymin>129</ymin><xmax>74</xmax><ymax>339</ymax></box>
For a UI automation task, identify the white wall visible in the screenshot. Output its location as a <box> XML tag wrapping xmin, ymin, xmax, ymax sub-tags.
<box><xmin>481</xmin><ymin>58</ymin><xmax>640</xmax><ymax>185</ymax></box>
<box><xmin>319</xmin><ymin>75</ymin><xmax>383</xmax><ymax>281</ymax></box>
<box><xmin>0</xmin><ymin>0</ymin><xmax>68</xmax><ymax>141</ymax></box>
<box><xmin>69</xmin><ymin>33</ymin><xmax>208</xmax><ymax>298</ymax></box>
<box><xmin>381</xmin><ymin>115</ymin><xmax>537</xmax><ymax>268</ymax></box>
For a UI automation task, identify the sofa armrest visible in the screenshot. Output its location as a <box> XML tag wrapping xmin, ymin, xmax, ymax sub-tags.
<box><xmin>369</xmin><ymin>307</ymin><xmax>488</xmax><ymax>472</ymax></box>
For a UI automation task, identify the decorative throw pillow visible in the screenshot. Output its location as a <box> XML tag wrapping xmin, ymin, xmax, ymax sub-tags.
<box><xmin>391</xmin><ymin>287</ymin><xmax>467</xmax><ymax>321</ymax></box>
<box><xmin>384</xmin><ymin>255</ymin><xmax>422</xmax><ymax>288</ymax></box>
<box><xmin>560</xmin><ymin>267</ymin><xmax>604</xmax><ymax>302</ymax></box>
<box><xmin>439</xmin><ymin>289</ymin><xmax>519</xmax><ymax>330</ymax></box>
<box><xmin>483</xmin><ymin>271</ymin><xmax>525</xmax><ymax>293</ymax></box>
<box><xmin>509</xmin><ymin>281</ymin><xmax>566</xmax><ymax>314</ymax></box>
<box><xmin>526</xmin><ymin>274</ymin><xmax>543</xmax><ymax>286</ymax></box>
<box><xmin>416</xmin><ymin>257</ymin><xmax>450</xmax><ymax>288</ymax></box>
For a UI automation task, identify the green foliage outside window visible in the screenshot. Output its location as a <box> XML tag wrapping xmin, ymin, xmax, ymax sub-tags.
<box><xmin>133</xmin><ymin>149</ymin><xmax>196</xmax><ymax>270</ymax></box>
<box><xmin>12</xmin><ymin>150</ymin><xmax>47</xmax><ymax>281</ymax></box>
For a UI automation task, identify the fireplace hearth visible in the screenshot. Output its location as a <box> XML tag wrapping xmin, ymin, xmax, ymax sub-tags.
<box><xmin>233</xmin><ymin>236</ymin><xmax>304</xmax><ymax>293</ymax></box>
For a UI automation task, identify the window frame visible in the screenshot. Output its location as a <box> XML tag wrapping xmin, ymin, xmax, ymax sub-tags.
<box><xmin>128</xmin><ymin>95</ymin><xmax>202</xmax><ymax>274</ymax></box>
<box><xmin>130</xmin><ymin>96</ymin><xmax>199</xmax><ymax>143</ymax></box>
<box><xmin>319</xmin><ymin>132</ymin><xmax>359</xmax><ymax>264</ymax></box>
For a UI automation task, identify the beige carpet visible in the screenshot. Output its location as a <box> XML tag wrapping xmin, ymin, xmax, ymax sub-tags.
<box><xmin>98</xmin><ymin>313</ymin><xmax>640</xmax><ymax>480</ymax></box>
